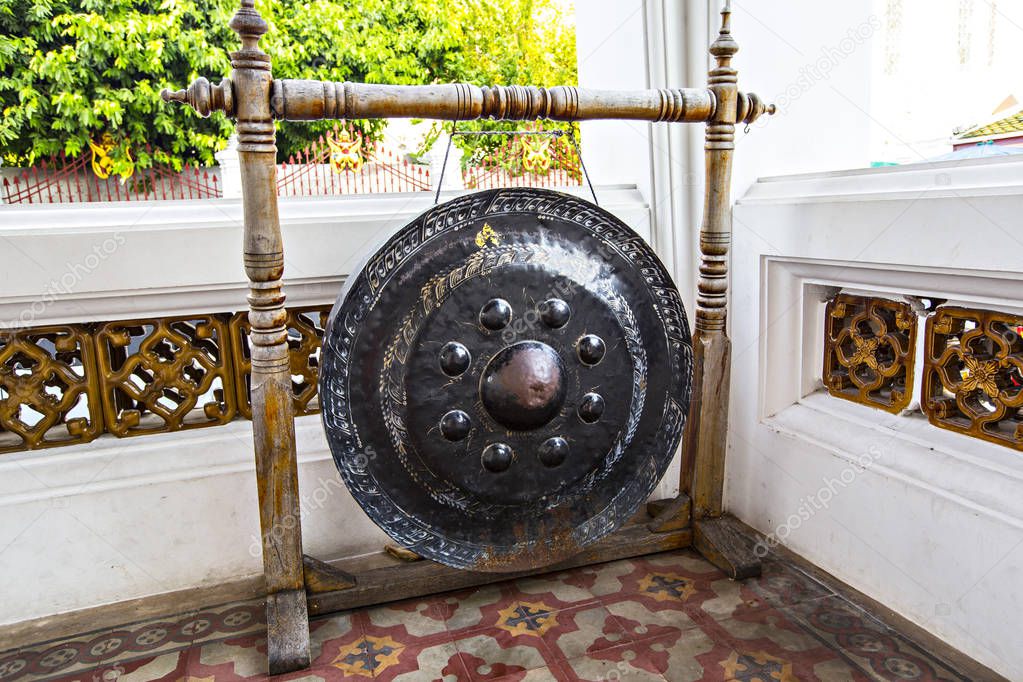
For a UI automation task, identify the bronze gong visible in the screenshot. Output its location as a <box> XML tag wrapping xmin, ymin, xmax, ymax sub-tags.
<box><xmin>319</xmin><ymin>188</ymin><xmax>692</xmax><ymax>572</ymax></box>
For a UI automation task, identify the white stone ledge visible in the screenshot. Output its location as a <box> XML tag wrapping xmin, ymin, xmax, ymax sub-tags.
<box><xmin>731</xmin><ymin>157</ymin><xmax>1023</xmax><ymax>679</ymax></box>
<box><xmin>0</xmin><ymin>415</ymin><xmax>331</xmax><ymax>508</ymax></box>
<box><xmin>767</xmin><ymin>394</ymin><xmax>1023</xmax><ymax>533</ymax></box>
<box><xmin>0</xmin><ymin>185</ymin><xmax>649</xmax><ymax>327</ymax></box>
<box><xmin>739</xmin><ymin>155</ymin><xmax>1023</xmax><ymax>204</ymax></box>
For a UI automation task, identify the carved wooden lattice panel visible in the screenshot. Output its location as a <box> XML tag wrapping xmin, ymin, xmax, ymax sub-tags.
<box><xmin>823</xmin><ymin>294</ymin><xmax>916</xmax><ymax>413</ymax></box>
<box><xmin>0</xmin><ymin>326</ymin><xmax>104</xmax><ymax>453</ymax></box>
<box><xmin>229</xmin><ymin>306</ymin><xmax>330</xmax><ymax>418</ymax></box>
<box><xmin>94</xmin><ymin>316</ymin><xmax>236</xmax><ymax>437</ymax></box>
<box><xmin>922</xmin><ymin>307</ymin><xmax>1023</xmax><ymax>450</ymax></box>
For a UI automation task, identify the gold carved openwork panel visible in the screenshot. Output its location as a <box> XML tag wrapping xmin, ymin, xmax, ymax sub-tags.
<box><xmin>94</xmin><ymin>316</ymin><xmax>237</xmax><ymax>437</ymax></box>
<box><xmin>823</xmin><ymin>294</ymin><xmax>916</xmax><ymax>414</ymax></box>
<box><xmin>0</xmin><ymin>325</ymin><xmax>104</xmax><ymax>453</ymax></box>
<box><xmin>0</xmin><ymin>305</ymin><xmax>333</xmax><ymax>454</ymax></box>
<box><xmin>229</xmin><ymin>306</ymin><xmax>330</xmax><ymax>418</ymax></box>
<box><xmin>922</xmin><ymin>307</ymin><xmax>1023</xmax><ymax>451</ymax></box>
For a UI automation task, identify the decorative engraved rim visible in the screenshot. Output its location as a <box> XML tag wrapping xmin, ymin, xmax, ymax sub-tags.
<box><xmin>320</xmin><ymin>188</ymin><xmax>692</xmax><ymax>572</ymax></box>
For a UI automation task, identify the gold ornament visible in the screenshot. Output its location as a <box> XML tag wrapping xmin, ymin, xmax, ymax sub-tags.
<box><xmin>328</xmin><ymin>128</ymin><xmax>364</xmax><ymax>173</ymax></box>
<box><xmin>87</xmin><ymin>134</ymin><xmax>134</xmax><ymax>181</ymax></box>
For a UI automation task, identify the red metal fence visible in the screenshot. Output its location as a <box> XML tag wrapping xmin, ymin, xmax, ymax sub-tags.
<box><xmin>2</xmin><ymin>149</ymin><xmax>221</xmax><ymax>204</ymax></box>
<box><xmin>461</xmin><ymin>128</ymin><xmax>583</xmax><ymax>190</ymax></box>
<box><xmin>2</xmin><ymin>127</ymin><xmax>583</xmax><ymax>205</ymax></box>
<box><xmin>462</xmin><ymin>162</ymin><xmax>580</xmax><ymax>190</ymax></box>
<box><xmin>277</xmin><ymin>126</ymin><xmax>430</xmax><ymax>197</ymax></box>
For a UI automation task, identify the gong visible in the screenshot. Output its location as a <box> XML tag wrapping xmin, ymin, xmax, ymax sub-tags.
<box><xmin>319</xmin><ymin>188</ymin><xmax>692</xmax><ymax>572</ymax></box>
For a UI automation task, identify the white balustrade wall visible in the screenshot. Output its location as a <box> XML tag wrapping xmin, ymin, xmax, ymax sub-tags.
<box><xmin>0</xmin><ymin>187</ymin><xmax>655</xmax><ymax>627</ymax></box>
<box><xmin>730</xmin><ymin>157</ymin><xmax>1023</xmax><ymax>680</ymax></box>
<box><xmin>578</xmin><ymin>1</ymin><xmax>1022</xmax><ymax>678</ymax></box>
<box><xmin>1</xmin><ymin>4</ymin><xmax>1020</xmax><ymax>680</ymax></box>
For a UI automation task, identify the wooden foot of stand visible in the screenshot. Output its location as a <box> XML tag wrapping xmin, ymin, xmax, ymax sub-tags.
<box><xmin>694</xmin><ymin>514</ymin><xmax>762</xmax><ymax>580</ymax></box>
<box><xmin>303</xmin><ymin>554</ymin><xmax>357</xmax><ymax>594</ymax></box>
<box><xmin>646</xmin><ymin>494</ymin><xmax>692</xmax><ymax>533</ymax></box>
<box><xmin>266</xmin><ymin>589</ymin><xmax>311</xmax><ymax>675</ymax></box>
<box><xmin>385</xmin><ymin>545</ymin><xmax>424</xmax><ymax>562</ymax></box>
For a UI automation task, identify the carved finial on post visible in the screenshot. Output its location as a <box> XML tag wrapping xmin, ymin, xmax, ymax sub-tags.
<box><xmin>230</xmin><ymin>0</ymin><xmax>268</xmax><ymax>47</ymax></box>
<box><xmin>715</xmin><ymin>2</ymin><xmax>736</xmax><ymax>50</ymax></box>
<box><xmin>160</xmin><ymin>77</ymin><xmax>234</xmax><ymax>118</ymax></box>
<box><xmin>737</xmin><ymin>91</ymin><xmax>776</xmax><ymax>126</ymax></box>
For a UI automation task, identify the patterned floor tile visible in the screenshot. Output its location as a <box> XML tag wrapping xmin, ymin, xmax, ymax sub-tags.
<box><xmin>1</xmin><ymin>548</ymin><xmax>993</xmax><ymax>682</ymax></box>
<box><xmin>181</xmin><ymin>600</ymin><xmax>266</xmax><ymax>648</ymax></box>
<box><xmin>631</xmin><ymin>550</ymin><xmax>771</xmax><ymax>624</ymax></box>
<box><xmin>310</xmin><ymin>620</ymin><xmax>378</xmax><ymax>678</ymax></box>
<box><xmin>534</xmin><ymin>602</ymin><xmax>629</xmax><ymax>661</ymax></box>
<box><xmin>491</xmin><ymin>666</ymin><xmax>561</xmax><ymax>682</ymax></box>
<box><xmin>187</xmin><ymin>631</ymin><xmax>270</xmax><ymax>680</ymax></box>
<box><xmin>0</xmin><ymin>608</ymin><xmax>205</xmax><ymax>682</ymax></box>
<box><xmin>687</xmin><ymin>575</ymin><xmax>768</xmax><ymax>624</ymax></box>
<box><xmin>356</xmin><ymin>595</ymin><xmax>450</xmax><ymax>642</ymax></box>
<box><xmin>557</xmin><ymin>652</ymin><xmax>666</xmax><ymax>682</ymax></box>
<box><xmin>745</xmin><ymin>560</ymin><xmax>836</xmax><ymax>609</ymax></box>
<box><xmin>701</xmin><ymin>605</ymin><xmax>871</xmax><ymax>681</ymax></box>
<box><xmin>97</xmin><ymin>649</ymin><xmax>192</xmax><ymax>682</ymax></box>
<box><xmin>307</xmin><ymin>612</ymin><xmax>356</xmax><ymax>664</ymax></box>
<box><xmin>562</xmin><ymin>559</ymin><xmax>642</xmax><ymax>600</ymax></box>
<box><xmin>718</xmin><ymin>648</ymin><xmax>869</xmax><ymax>682</ymax></box>
<box><xmin>602</xmin><ymin>597</ymin><xmax>701</xmax><ymax>644</ymax></box>
<box><xmin>366</xmin><ymin>639</ymin><xmax>462</xmax><ymax>682</ymax></box>
<box><xmin>644</xmin><ymin>628</ymin><xmax>735</xmax><ymax>682</ymax></box>
<box><xmin>512</xmin><ymin>570</ymin><xmax>598</xmax><ymax>607</ymax></box>
<box><xmin>784</xmin><ymin>597</ymin><xmax>971</xmax><ymax>682</ymax></box>
<box><xmin>436</xmin><ymin>584</ymin><xmax>514</xmax><ymax>635</ymax></box>
<box><xmin>452</xmin><ymin>628</ymin><xmax>554</xmax><ymax>681</ymax></box>
<box><xmin>556</xmin><ymin>626</ymin><xmax>733</xmax><ymax>682</ymax></box>
<box><xmin>587</xmin><ymin>554</ymin><xmax>764</xmax><ymax>637</ymax></box>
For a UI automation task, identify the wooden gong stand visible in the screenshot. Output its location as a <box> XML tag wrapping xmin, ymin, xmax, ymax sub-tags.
<box><xmin>162</xmin><ymin>0</ymin><xmax>774</xmax><ymax>673</ymax></box>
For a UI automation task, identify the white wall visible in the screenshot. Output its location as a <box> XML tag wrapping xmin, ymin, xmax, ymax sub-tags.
<box><xmin>728</xmin><ymin>0</ymin><xmax>876</xmax><ymax>194</ymax></box>
<box><xmin>579</xmin><ymin>2</ymin><xmax>1022</xmax><ymax>676</ymax></box>
<box><xmin>720</xmin><ymin>6</ymin><xmax>1023</xmax><ymax>676</ymax></box>
<box><xmin>4</xmin><ymin>8</ymin><xmax>1017</xmax><ymax>679</ymax></box>
<box><xmin>730</xmin><ymin>157</ymin><xmax>1023</xmax><ymax>680</ymax></box>
<box><xmin>575</xmin><ymin>0</ymin><xmax>705</xmax><ymax>313</ymax></box>
<box><xmin>575</xmin><ymin>0</ymin><xmax>880</xmax><ymax>309</ymax></box>
<box><xmin>0</xmin><ymin>187</ymin><xmax>653</xmax><ymax>626</ymax></box>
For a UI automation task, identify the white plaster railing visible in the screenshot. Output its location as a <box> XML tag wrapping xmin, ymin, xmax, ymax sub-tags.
<box><xmin>730</xmin><ymin>155</ymin><xmax>1023</xmax><ymax>680</ymax></box>
<box><xmin>0</xmin><ymin>185</ymin><xmax>656</xmax><ymax>626</ymax></box>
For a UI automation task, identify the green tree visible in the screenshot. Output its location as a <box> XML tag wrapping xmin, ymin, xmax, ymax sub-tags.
<box><xmin>0</xmin><ymin>0</ymin><xmax>576</xmax><ymax>173</ymax></box>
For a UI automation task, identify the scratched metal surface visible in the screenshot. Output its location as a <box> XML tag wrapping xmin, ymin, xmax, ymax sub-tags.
<box><xmin>320</xmin><ymin>188</ymin><xmax>692</xmax><ymax>572</ymax></box>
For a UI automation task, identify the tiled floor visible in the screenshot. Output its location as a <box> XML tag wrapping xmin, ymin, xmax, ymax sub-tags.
<box><xmin>0</xmin><ymin>549</ymin><xmax>988</xmax><ymax>681</ymax></box>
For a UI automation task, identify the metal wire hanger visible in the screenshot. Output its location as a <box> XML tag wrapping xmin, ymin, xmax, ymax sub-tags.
<box><xmin>433</xmin><ymin>121</ymin><xmax>599</xmax><ymax>206</ymax></box>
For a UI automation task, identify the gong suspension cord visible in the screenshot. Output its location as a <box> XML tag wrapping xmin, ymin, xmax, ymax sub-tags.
<box><xmin>433</xmin><ymin>123</ymin><xmax>599</xmax><ymax>206</ymax></box>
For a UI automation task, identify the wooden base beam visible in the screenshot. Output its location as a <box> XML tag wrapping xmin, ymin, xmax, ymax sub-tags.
<box><xmin>307</xmin><ymin>520</ymin><xmax>692</xmax><ymax>616</ymax></box>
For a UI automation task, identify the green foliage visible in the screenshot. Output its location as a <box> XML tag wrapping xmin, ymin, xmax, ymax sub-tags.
<box><xmin>422</xmin><ymin>0</ymin><xmax>580</xmax><ymax>163</ymax></box>
<box><xmin>0</xmin><ymin>0</ymin><xmax>576</xmax><ymax>171</ymax></box>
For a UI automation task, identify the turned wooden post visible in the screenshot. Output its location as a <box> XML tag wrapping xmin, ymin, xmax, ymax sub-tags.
<box><xmin>158</xmin><ymin>0</ymin><xmax>775</xmax><ymax>662</ymax></box>
<box><xmin>687</xmin><ymin>2</ymin><xmax>739</xmax><ymax>520</ymax></box>
<box><xmin>229</xmin><ymin>0</ymin><xmax>310</xmax><ymax>672</ymax></box>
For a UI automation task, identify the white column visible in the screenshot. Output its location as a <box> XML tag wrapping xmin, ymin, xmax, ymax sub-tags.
<box><xmin>215</xmin><ymin>135</ymin><xmax>244</xmax><ymax>199</ymax></box>
<box><xmin>428</xmin><ymin>132</ymin><xmax>464</xmax><ymax>193</ymax></box>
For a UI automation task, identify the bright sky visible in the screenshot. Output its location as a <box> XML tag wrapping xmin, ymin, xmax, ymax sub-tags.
<box><xmin>870</xmin><ymin>0</ymin><xmax>1023</xmax><ymax>162</ymax></box>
